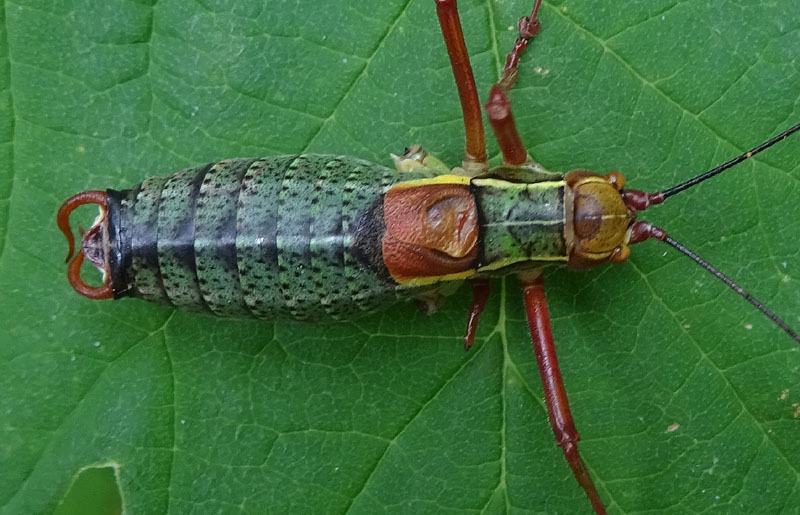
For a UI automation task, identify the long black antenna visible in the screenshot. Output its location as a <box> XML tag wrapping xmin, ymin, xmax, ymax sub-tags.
<box><xmin>661</xmin><ymin>123</ymin><xmax>800</xmax><ymax>199</ymax></box>
<box><xmin>665</xmin><ymin>236</ymin><xmax>800</xmax><ymax>344</ymax></box>
<box><xmin>629</xmin><ymin>222</ymin><xmax>800</xmax><ymax>345</ymax></box>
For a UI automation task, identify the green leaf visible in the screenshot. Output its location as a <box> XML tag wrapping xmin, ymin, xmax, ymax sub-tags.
<box><xmin>2</xmin><ymin>0</ymin><xmax>799</xmax><ymax>513</ymax></box>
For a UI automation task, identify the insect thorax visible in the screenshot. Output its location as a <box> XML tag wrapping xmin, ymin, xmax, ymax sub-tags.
<box><xmin>472</xmin><ymin>176</ymin><xmax>568</xmax><ymax>275</ymax></box>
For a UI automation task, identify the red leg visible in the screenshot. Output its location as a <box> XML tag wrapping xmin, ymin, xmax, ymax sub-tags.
<box><xmin>463</xmin><ymin>278</ymin><xmax>490</xmax><ymax>350</ymax></box>
<box><xmin>486</xmin><ymin>85</ymin><xmax>528</xmax><ymax>165</ymax></box>
<box><xmin>485</xmin><ymin>1</ymin><xmax>543</xmax><ymax>166</ymax></box>
<box><xmin>434</xmin><ymin>0</ymin><xmax>487</xmax><ymax>174</ymax></box>
<box><xmin>521</xmin><ymin>275</ymin><xmax>607</xmax><ymax>515</ymax></box>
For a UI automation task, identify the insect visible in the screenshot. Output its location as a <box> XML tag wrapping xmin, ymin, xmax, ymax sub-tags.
<box><xmin>54</xmin><ymin>1</ymin><xmax>799</xmax><ymax>513</ymax></box>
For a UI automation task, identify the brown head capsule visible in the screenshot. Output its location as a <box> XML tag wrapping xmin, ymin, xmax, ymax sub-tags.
<box><xmin>565</xmin><ymin>170</ymin><xmax>635</xmax><ymax>269</ymax></box>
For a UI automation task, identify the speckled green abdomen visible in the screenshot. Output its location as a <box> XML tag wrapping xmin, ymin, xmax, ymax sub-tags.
<box><xmin>107</xmin><ymin>155</ymin><xmax>426</xmax><ymax>320</ymax></box>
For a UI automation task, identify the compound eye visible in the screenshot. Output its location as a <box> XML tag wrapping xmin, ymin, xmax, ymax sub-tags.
<box><xmin>604</xmin><ymin>171</ymin><xmax>625</xmax><ymax>190</ymax></box>
<box><xmin>608</xmin><ymin>244</ymin><xmax>631</xmax><ymax>264</ymax></box>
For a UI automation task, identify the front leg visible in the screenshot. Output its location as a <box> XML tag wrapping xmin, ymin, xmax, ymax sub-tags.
<box><xmin>520</xmin><ymin>274</ymin><xmax>607</xmax><ymax>515</ymax></box>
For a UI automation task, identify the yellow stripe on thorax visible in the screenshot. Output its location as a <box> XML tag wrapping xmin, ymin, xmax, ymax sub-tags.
<box><xmin>471</xmin><ymin>178</ymin><xmax>566</xmax><ymax>189</ymax></box>
<box><xmin>389</xmin><ymin>174</ymin><xmax>471</xmax><ymax>189</ymax></box>
<box><xmin>393</xmin><ymin>270</ymin><xmax>476</xmax><ymax>287</ymax></box>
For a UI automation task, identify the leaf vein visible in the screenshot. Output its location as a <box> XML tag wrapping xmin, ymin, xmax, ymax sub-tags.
<box><xmin>342</xmin><ymin>340</ymin><xmax>485</xmax><ymax>513</ymax></box>
<box><xmin>547</xmin><ymin>1</ymin><xmax>796</xmax><ymax>178</ymax></box>
<box><xmin>298</xmin><ymin>0</ymin><xmax>414</xmax><ymax>153</ymax></box>
<box><xmin>0</xmin><ymin>0</ymin><xmax>16</xmax><ymax>263</ymax></box>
